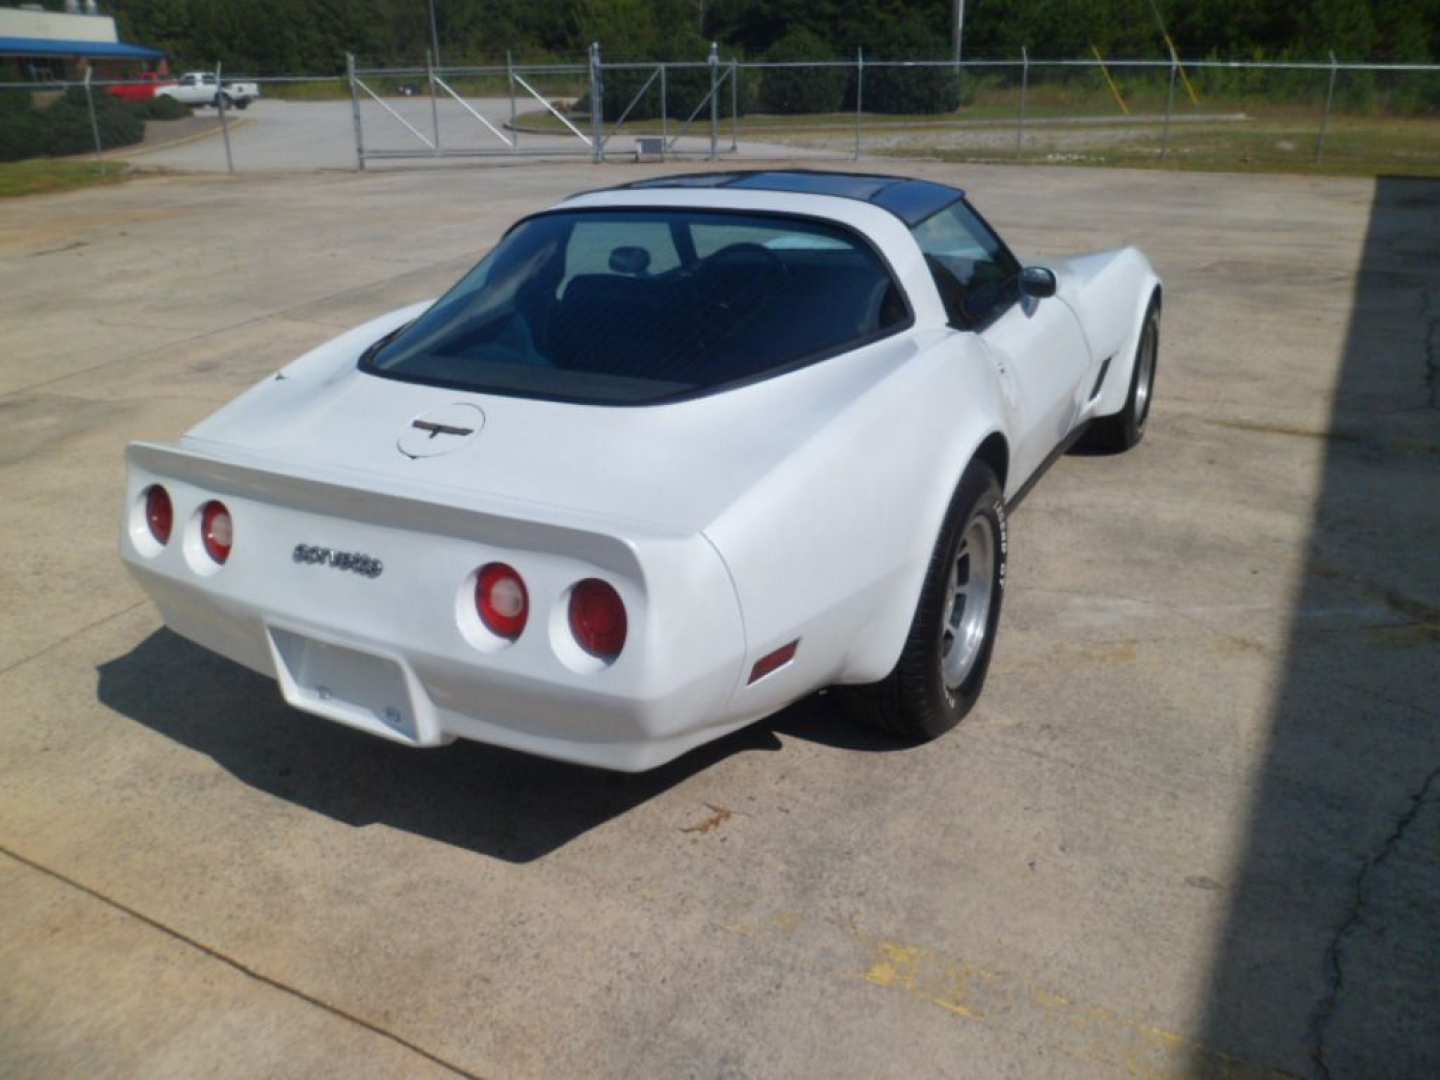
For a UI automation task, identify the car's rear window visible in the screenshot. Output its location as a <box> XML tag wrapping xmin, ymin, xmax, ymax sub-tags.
<box><xmin>360</xmin><ymin>209</ymin><xmax>909</xmax><ymax>404</ymax></box>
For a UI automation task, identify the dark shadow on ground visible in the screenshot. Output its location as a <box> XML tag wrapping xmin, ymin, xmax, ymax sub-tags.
<box><xmin>96</xmin><ymin>629</ymin><xmax>902</xmax><ymax>863</ymax></box>
<box><xmin>1192</xmin><ymin>177</ymin><xmax>1440</xmax><ymax>1078</ymax></box>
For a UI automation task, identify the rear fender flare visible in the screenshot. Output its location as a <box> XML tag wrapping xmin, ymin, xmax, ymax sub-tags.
<box><xmin>837</xmin><ymin>425</ymin><xmax>1010</xmax><ymax>685</ymax></box>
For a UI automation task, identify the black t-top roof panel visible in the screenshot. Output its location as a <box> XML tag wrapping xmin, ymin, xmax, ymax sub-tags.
<box><xmin>603</xmin><ymin>169</ymin><xmax>965</xmax><ymax>227</ymax></box>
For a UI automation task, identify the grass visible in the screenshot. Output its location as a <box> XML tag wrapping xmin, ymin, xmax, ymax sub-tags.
<box><xmin>0</xmin><ymin>158</ymin><xmax>132</xmax><ymax>198</ymax></box>
<box><xmin>873</xmin><ymin>114</ymin><xmax>1440</xmax><ymax>179</ymax></box>
<box><xmin>515</xmin><ymin>102</ymin><xmax>1440</xmax><ymax>177</ymax></box>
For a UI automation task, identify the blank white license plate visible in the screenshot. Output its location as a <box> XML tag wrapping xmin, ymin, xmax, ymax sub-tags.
<box><xmin>270</xmin><ymin>628</ymin><xmax>417</xmax><ymax>740</ymax></box>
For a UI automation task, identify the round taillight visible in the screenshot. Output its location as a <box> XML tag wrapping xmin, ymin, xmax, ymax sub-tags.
<box><xmin>201</xmin><ymin>501</ymin><xmax>232</xmax><ymax>564</ymax></box>
<box><xmin>569</xmin><ymin>579</ymin><xmax>627</xmax><ymax>660</ymax></box>
<box><xmin>476</xmin><ymin>563</ymin><xmax>528</xmax><ymax>639</ymax></box>
<box><xmin>145</xmin><ymin>485</ymin><xmax>173</xmax><ymax>545</ymax></box>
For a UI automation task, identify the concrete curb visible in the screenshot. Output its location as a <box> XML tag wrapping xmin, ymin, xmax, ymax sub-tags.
<box><xmin>111</xmin><ymin>117</ymin><xmax>256</xmax><ymax>161</ymax></box>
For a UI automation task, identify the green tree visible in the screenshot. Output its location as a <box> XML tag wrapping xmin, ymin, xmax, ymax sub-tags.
<box><xmin>760</xmin><ymin>27</ymin><xmax>845</xmax><ymax>114</ymax></box>
<box><xmin>82</xmin><ymin>0</ymin><xmax>1440</xmax><ymax>75</ymax></box>
<box><xmin>863</xmin><ymin>22</ymin><xmax>959</xmax><ymax>113</ymax></box>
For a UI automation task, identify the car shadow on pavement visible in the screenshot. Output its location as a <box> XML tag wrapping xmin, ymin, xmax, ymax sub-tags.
<box><xmin>96</xmin><ymin>629</ymin><xmax>898</xmax><ymax>863</ymax></box>
<box><xmin>1189</xmin><ymin>176</ymin><xmax>1440</xmax><ymax>1077</ymax></box>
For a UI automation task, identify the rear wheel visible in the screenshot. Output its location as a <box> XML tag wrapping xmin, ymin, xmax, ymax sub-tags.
<box><xmin>848</xmin><ymin>462</ymin><xmax>1007</xmax><ymax>742</ymax></box>
<box><xmin>1088</xmin><ymin>300</ymin><xmax>1159</xmax><ymax>452</ymax></box>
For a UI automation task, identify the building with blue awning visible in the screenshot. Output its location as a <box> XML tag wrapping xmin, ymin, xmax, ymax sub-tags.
<box><xmin>1</xmin><ymin>5</ymin><xmax>166</xmax><ymax>81</ymax></box>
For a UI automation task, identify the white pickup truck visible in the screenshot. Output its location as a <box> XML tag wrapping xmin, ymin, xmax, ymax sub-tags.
<box><xmin>156</xmin><ymin>71</ymin><xmax>261</xmax><ymax>110</ymax></box>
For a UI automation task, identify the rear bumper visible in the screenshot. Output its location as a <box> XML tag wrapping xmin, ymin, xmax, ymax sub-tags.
<box><xmin>120</xmin><ymin>441</ymin><xmax>755</xmax><ymax>771</ymax></box>
<box><xmin>129</xmin><ymin>561</ymin><xmax>754</xmax><ymax>772</ymax></box>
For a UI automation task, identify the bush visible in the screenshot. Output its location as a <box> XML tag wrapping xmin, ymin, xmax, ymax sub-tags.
<box><xmin>594</xmin><ymin>64</ymin><xmax>752</xmax><ymax>123</ymax></box>
<box><xmin>576</xmin><ymin>33</ymin><xmax>751</xmax><ymax>122</ymax></box>
<box><xmin>0</xmin><ymin>108</ymin><xmax>46</xmax><ymax>161</ymax></box>
<box><xmin>0</xmin><ymin>88</ymin><xmax>145</xmax><ymax>161</ymax></box>
<box><xmin>862</xmin><ymin>26</ymin><xmax>960</xmax><ymax>115</ymax></box>
<box><xmin>144</xmin><ymin>94</ymin><xmax>190</xmax><ymax>121</ymax></box>
<box><xmin>55</xmin><ymin>90</ymin><xmax>144</xmax><ymax>153</ymax></box>
<box><xmin>760</xmin><ymin>28</ymin><xmax>846</xmax><ymax>114</ymax></box>
<box><xmin>1385</xmin><ymin>72</ymin><xmax>1440</xmax><ymax>114</ymax></box>
<box><xmin>0</xmin><ymin>87</ymin><xmax>30</xmax><ymax>117</ymax></box>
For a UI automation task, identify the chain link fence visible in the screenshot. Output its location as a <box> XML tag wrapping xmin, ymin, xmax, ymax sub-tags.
<box><xmin>2</xmin><ymin>47</ymin><xmax>1438</xmax><ymax>176</ymax></box>
<box><xmin>730</xmin><ymin>53</ymin><xmax>1440</xmax><ymax>174</ymax></box>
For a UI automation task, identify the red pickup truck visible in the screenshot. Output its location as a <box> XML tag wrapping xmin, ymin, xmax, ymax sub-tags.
<box><xmin>105</xmin><ymin>72</ymin><xmax>176</xmax><ymax>103</ymax></box>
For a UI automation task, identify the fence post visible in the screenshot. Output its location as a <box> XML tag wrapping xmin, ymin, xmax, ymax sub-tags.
<box><xmin>1016</xmin><ymin>46</ymin><xmax>1028</xmax><ymax>159</ymax></box>
<box><xmin>854</xmin><ymin>48</ymin><xmax>863</xmax><ymax>161</ymax></box>
<box><xmin>347</xmin><ymin>52</ymin><xmax>365</xmax><ymax>170</ymax></box>
<box><xmin>1316</xmin><ymin>50</ymin><xmax>1338</xmax><ymax>165</ymax></box>
<box><xmin>660</xmin><ymin>63</ymin><xmax>668</xmax><ymax>149</ymax></box>
<box><xmin>1161</xmin><ymin>46</ymin><xmax>1177</xmax><ymax>160</ymax></box>
<box><xmin>589</xmin><ymin>42</ymin><xmax>603</xmax><ymax>163</ymax></box>
<box><xmin>215</xmin><ymin>62</ymin><xmax>234</xmax><ymax>174</ymax></box>
<box><xmin>708</xmin><ymin>41</ymin><xmax>719</xmax><ymax>161</ymax></box>
<box><xmin>507</xmin><ymin>50</ymin><xmax>517</xmax><ymax>152</ymax></box>
<box><xmin>426</xmin><ymin>49</ymin><xmax>440</xmax><ymax>155</ymax></box>
<box><xmin>730</xmin><ymin>58</ymin><xmax>738</xmax><ymax>152</ymax></box>
<box><xmin>82</xmin><ymin>65</ymin><xmax>102</xmax><ymax>160</ymax></box>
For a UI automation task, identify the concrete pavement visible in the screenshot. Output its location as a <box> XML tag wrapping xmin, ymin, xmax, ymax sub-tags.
<box><xmin>0</xmin><ymin>160</ymin><xmax>1436</xmax><ymax>1078</ymax></box>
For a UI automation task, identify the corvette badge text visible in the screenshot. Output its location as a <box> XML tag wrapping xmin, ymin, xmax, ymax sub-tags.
<box><xmin>292</xmin><ymin>544</ymin><xmax>384</xmax><ymax>579</ymax></box>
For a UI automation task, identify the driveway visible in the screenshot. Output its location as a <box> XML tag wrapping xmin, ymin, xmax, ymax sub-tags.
<box><xmin>1</xmin><ymin>159</ymin><xmax>1436</xmax><ymax>1078</ymax></box>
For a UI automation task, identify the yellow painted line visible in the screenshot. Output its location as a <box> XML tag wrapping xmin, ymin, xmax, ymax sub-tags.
<box><xmin>1091</xmin><ymin>45</ymin><xmax>1130</xmax><ymax>115</ymax></box>
<box><xmin>864</xmin><ymin>942</ymin><xmax>922</xmax><ymax>989</ymax></box>
<box><xmin>110</xmin><ymin>117</ymin><xmax>255</xmax><ymax>160</ymax></box>
<box><xmin>1164</xmin><ymin>33</ymin><xmax>1202</xmax><ymax>106</ymax></box>
<box><xmin>933</xmin><ymin>998</ymin><xmax>982</xmax><ymax>1020</ymax></box>
<box><xmin>850</xmin><ymin>929</ymin><xmax>1294</xmax><ymax>1077</ymax></box>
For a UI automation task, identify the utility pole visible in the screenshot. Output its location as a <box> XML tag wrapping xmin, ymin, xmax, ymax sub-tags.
<box><xmin>428</xmin><ymin>0</ymin><xmax>441</xmax><ymax>68</ymax></box>
<box><xmin>953</xmin><ymin>0</ymin><xmax>966</xmax><ymax>64</ymax></box>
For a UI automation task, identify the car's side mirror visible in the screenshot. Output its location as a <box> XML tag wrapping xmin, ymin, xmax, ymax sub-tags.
<box><xmin>1019</xmin><ymin>266</ymin><xmax>1057</xmax><ymax>300</ymax></box>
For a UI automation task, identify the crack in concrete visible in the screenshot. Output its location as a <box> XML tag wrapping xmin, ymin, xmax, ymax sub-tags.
<box><xmin>0</xmin><ymin>600</ymin><xmax>149</xmax><ymax>681</ymax></box>
<box><xmin>1307</xmin><ymin>763</ymin><xmax>1440</xmax><ymax>1080</ymax></box>
<box><xmin>0</xmin><ymin>845</ymin><xmax>485</xmax><ymax>1080</ymax></box>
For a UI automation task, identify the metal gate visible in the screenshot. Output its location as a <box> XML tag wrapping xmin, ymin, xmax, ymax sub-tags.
<box><xmin>346</xmin><ymin>44</ymin><xmax>741</xmax><ymax>168</ymax></box>
<box><xmin>346</xmin><ymin>51</ymin><xmax>594</xmax><ymax>167</ymax></box>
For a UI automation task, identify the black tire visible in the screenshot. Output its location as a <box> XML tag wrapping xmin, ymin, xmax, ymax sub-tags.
<box><xmin>1087</xmin><ymin>299</ymin><xmax>1159</xmax><ymax>453</ymax></box>
<box><xmin>847</xmin><ymin>462</ymin><xmax>1007</xmax><ymax>742</ymax></box>
<box><xmin>235</xmin><ymin>99</ymin><xmax>249</xmax><ymax>110</ymax></box>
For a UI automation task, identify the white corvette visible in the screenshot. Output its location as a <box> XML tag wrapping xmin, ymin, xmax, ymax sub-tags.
<box><xmin>120</xmin><ymin>171</ymin><xmax>1160</xmax><ymax>771</ymax></box>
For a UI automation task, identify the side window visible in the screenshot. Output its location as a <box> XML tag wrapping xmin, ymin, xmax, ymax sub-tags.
<box><xmin>911</xmin><ymin>201</ymin><xmax>1021</xmax><ymax>330</ymax></box>
<box><xmin>561</xmin><ymin>220</ymin><xmax>680</xmax><ymax>293</ymax></box>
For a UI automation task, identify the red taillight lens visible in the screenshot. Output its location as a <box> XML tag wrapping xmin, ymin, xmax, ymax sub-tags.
<box><xmin>569</xmin><ymin>579</ymin><xmax>627</xmax><ymax>660</ymax></box>
<box><xmin>200</xmin><ymin>500</ymin><xmax>232</xmax><ymax>564</ymax></box>
<box><xmin>476</xmin><ymin>563</ymin><xmax>528</xmax><ymax>639</ymax></box>
<box><xmin>145</xmin><ymin>485</ymin><xmax>172</xmax><ymax>545</ymax></box>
